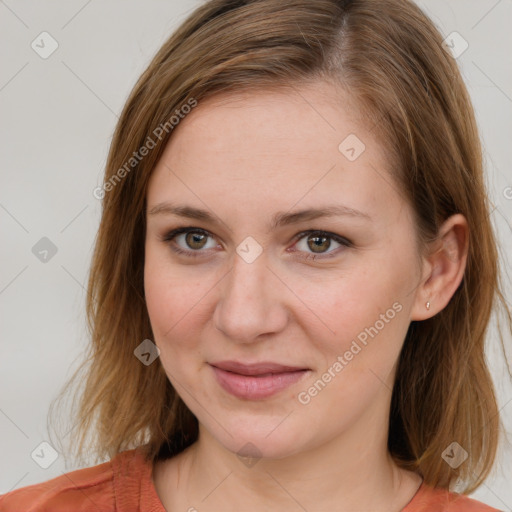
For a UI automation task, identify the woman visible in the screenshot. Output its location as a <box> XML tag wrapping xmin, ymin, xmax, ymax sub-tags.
<box><xmin>2</xmin><ymin>0</ymin><xmax>510</xmax><ymax>510</ymax></box>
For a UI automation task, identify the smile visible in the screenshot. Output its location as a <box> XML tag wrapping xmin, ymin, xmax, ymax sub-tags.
<box><xmin>209</xmin><ymin>362</ymin><xmax>311</xmax><ymax>400</ymax></box>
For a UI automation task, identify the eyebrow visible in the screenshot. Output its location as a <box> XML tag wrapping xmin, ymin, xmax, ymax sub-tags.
<box><xmin>147</xmin><ymin>202</ymin><xmax>371</xmax><ymax>230</ymax></box>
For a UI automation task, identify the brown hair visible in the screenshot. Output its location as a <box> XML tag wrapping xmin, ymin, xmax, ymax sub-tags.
<box><xmin>48</xmin><ymin>0</ymin><xmax>512</xmax><ymax>494</ymax></box>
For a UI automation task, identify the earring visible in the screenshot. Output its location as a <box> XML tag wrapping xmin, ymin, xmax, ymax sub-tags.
<box><xmin>426</xmin><ymin>301</ymin><xmax>431</xmax><ymax>310</ymax></box>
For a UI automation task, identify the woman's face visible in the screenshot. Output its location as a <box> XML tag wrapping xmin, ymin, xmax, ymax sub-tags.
<box><xmin>144</xmin><ymin>81</ymin><xmax>426</xmax><ymax>459</ymax></box>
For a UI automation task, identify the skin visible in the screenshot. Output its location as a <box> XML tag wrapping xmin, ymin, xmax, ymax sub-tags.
<box><xmin>144</xmin><ymin>80</ymin><xmax>468</xmax><ymax>512</ymax></box>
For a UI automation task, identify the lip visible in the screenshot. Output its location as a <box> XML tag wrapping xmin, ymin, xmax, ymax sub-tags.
<box><xmin>209</xmin><ymin>361</ymin><xmax>310</xmax><ymax>400</ymax></box>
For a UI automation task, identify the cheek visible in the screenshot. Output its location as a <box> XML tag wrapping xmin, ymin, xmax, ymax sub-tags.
<box><xmin>295</xmin><ymin>278</ymin><xmax>408</xmax><ymax>420</ymax></box>
<box><xmin>304</xmin><ymin>256</ymin><xmax>413</xmax><ymax>370</ymax></box>
<box><xmin>144</xmin><ymin>271</ymin><xmax>203</xmax><ymax>388</ymax></box>
<box><xmin>143</xmin><ymin>254</ymin><xmax>216</xmax><ymax>365</ymax></box>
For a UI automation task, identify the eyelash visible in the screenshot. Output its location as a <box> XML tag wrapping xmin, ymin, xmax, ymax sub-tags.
<box><xmin>160</xmin><ymin>226</ymin><xmax>352</xmax><ymax>261</ymax></box>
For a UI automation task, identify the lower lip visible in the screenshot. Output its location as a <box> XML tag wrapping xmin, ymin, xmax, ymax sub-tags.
<box><xmin>210</xmin><ymin>365</ymin><xmax>309</xmax><ymax>400</ymax></box>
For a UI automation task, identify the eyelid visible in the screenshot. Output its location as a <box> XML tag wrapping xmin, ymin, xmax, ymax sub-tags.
<box><xmin>160</xmin><ymin>227</ymin><xmax>219</xmax><ymax>255</ymax></box>
<box><xmin>291</xmin><ymin>229</ymin><xmax>352</xmax><ymax>249</ymax></box>
<box><xmin>161</xmin><ymin>226</ymin><xmax>352</xmax><ymax>259</ymax></box>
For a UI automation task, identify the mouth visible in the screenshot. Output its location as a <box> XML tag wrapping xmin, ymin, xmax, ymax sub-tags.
<box><xmin>208</xmin><ymin>360</ymin><xmax>311</xmax><ymax>400</ymax></box>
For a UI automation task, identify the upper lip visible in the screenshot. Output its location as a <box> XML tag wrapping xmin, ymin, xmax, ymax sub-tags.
<box><xmin>209</xmin><ymin>360</ymin><xmax>309</xmax><ymax>376</ymax></box>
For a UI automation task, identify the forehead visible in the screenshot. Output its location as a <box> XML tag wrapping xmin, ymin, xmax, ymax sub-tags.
<box><xmin>146</xmin><ymin>82</ymin><xmax>405</xmax><ymax>226</ymax></box>
<box><xmin>161</xmin><ymin>82</ymin><xmax>368</xmax><ymax>162</ymax></box>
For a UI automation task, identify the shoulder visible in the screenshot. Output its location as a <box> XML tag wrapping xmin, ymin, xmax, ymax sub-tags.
<box><xmin>406</xmin><ymin>482</ymin><xmax>504</xmax><ymax>512</ymax></box>
<box><xmin>0</xmin><ymin>448</ymin><xmax>147</xmax><ymax>512</ymax></box>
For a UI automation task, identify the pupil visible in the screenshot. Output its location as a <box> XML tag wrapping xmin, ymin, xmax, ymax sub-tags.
<box><xmin>187</xmin><ymin>232</ymin><xmax>206</xmax><ymax>249</ymax></box>
<box><xmin>309</xmin><ymin>235</ymin><xmax>329</xmax><ymax>253</ymax></box>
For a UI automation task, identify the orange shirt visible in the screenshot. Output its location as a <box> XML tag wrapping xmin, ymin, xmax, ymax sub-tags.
<box><xmin>0</xmin><ymin>448</ymin><xmax>503</xmax><ymax>511</ymax></box>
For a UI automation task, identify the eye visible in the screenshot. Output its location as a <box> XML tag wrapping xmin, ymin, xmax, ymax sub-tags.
<box><xmin>161</xmin><ymin>227</ymin><xmax>352</xmax><ymax>260</ymax></box>
<box><xmin>290</xmin><ymin>230</ymin><xmax>352</xmax><ymax>261</ymax></box>
<box><xmin>161</xmin><ymin>227</ymin><xmax>218</xmax><ymax>258</ymax></box>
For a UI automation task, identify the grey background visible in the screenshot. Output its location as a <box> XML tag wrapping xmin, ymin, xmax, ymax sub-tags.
<box><xmin>1</xmin><ymin>0</ymin><xmax>511</xmax><ymax>508</ymax></box>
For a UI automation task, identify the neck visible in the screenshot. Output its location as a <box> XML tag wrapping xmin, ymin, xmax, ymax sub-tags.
<box><xmin>173</xmin><ymin>414</ymin><xmax>420</xmax><ymax>512</ymax></box>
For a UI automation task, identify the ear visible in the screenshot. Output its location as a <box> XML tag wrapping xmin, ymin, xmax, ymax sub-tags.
<box><xmin>411</xmin><ymin>214</ymin><xmax>469</xmax><ymax>321</ymax></box>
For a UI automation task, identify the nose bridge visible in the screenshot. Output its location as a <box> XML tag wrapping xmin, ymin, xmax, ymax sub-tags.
<box><xmin>213</xmin><ymin>246</ymin><xmax>286</xmax><ymax>342</ymax></box>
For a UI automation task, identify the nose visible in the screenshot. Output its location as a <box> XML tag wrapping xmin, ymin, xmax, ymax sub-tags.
<box><xmin>213</xmin><ymin>249</ymin><xmax>288</xmax><ymax>343</ymax></box>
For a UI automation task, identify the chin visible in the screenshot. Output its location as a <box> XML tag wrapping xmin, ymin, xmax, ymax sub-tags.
<box><xmin>203</xmin><ymin>417</ymin><xmax>306</xmax><ymax>461</ymax></box>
